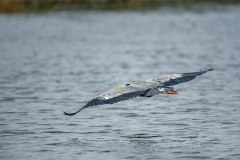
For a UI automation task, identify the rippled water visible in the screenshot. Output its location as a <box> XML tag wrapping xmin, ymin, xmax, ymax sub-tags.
<box><xmin>0</xmin><ymin>6</ymin><xmax>240</xmax><ymax>160</ymax></box>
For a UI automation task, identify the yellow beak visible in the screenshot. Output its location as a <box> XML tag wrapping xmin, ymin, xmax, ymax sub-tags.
<box><xmin>117</xmin><ymin>85</ymin><xmax>124</xmax><ymax>89</ymax></box>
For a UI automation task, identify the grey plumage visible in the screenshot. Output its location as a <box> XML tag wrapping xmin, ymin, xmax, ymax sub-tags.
<box><xmin>149</xmin><ymin>68</ymin><xmax>213</xmax><ymax>86</ymax></box>
<box><xmin>64</xmin><ymin>68</ymin><xmax>213</xmax><ymax>116</ymax></box>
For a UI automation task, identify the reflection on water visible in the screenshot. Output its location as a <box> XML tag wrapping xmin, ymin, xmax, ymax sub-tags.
<box><xmin>0</xmin><ymin>6</ymin><xmax>240</xmax><ymax>160</ymax></box>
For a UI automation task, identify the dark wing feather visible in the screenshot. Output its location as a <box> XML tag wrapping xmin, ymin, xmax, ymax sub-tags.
<box><xmin>157</xmin><ymin>68</ymin><xmax>213</xmax><ymax>86</ymax></box>
<box><xmin>63</xmin><ymin>86</ymin><xmax>146</xmax><ymax>116</ymax></box>
<box><xmin>144</xmin><ymin>89</ymin><xmax>161</xmax><ymax>97</ymax></box>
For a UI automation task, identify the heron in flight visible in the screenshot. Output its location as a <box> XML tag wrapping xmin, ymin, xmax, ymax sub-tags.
<box><xmin>64</xmin><ymin>68</ymin><xmax>213</xmax><ymax>116</ymax></box>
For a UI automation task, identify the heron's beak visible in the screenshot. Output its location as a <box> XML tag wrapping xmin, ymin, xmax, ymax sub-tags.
<box><xmin>118</xmin><ymin>85</ymin><xmax>124</xmax><ymax>89</ymax></box>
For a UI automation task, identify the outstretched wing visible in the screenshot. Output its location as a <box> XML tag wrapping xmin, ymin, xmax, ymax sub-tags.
<box><xmin>154</xmin><ymin>68</ymin><xmax>213</xmax><ymax>86</ymax></box>
<box><xmin>63</xmin><ymin>85</ymin><xmax>146</xmax><ymax>116</ymax></box>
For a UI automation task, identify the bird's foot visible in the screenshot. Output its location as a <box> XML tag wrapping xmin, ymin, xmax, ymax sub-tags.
<box><xmin>167</xmin><ymin>90</ymin><xmax>178</xmax><ymax>95</ymax></box>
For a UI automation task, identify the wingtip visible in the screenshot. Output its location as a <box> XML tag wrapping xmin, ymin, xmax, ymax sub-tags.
<box><xmin>63</xmin><ymin>111</ymin><xmax>75</xmax><ymax>116</ymax></box>
<box><xmin>207</xmin><ymin>68</ymin><xmax>213</xmax><ymax>71</ymax></box>
<box><xmin>201</xmin><ymin>68</ymin><xmax>213</xmax><ymax>72</ymax></box>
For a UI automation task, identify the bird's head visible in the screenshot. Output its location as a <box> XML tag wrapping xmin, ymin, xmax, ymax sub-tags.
<box><xmin>117</xmin><ymin>83</ymin><xmax>130</xmax><ymax>89</ymax></box>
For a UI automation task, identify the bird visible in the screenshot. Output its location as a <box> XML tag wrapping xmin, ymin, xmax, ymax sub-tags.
<box><xmin>64</xmin><ymin>68</ymin><xmax>213</xmax><ymax>116</ymax></box>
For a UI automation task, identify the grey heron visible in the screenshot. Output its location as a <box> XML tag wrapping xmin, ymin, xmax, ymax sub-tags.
<box><xmin>64</xmin><ymin>68</ymin><xmax>213</xmax><ymax>116</ymax></box>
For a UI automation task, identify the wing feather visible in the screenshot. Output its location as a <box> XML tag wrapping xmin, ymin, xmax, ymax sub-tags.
<box><xmin>156</xmin><ymin>68</ymin><xmax>213</xmax><ymax>86</ymax></box>
<box><xmin>143</xmin><ymin>89</ymin><xmax>161</xmax><ymax>97</ymax></box>
<box><xmin>63</xmin><ymin>86</ymin><xmax>146</xmax><ymax>116</ymax></box>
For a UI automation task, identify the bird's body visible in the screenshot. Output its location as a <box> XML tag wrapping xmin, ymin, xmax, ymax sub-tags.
<box><xmin>64</xmin><ymin>68</ymin><xmax>213</xmax><ymax>116</ymax></box>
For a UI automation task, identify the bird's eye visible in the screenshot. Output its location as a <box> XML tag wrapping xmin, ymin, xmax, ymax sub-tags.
<box><xmin>125</xmin><ymin>84</ymin><xmax>130</xmax><ymax>86</ymax></box>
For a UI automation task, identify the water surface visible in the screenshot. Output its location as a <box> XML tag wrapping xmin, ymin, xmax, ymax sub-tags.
<box><xmin>0</xmin><ymin>6</ymin><xmax>240</xmax><ymax>160</ymax></box>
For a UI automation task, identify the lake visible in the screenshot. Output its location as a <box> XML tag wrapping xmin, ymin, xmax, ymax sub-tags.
<box><xmin>0</xmin><ymin>5</ymin><xmax>240</xmax><ymax>160</ymax></box>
